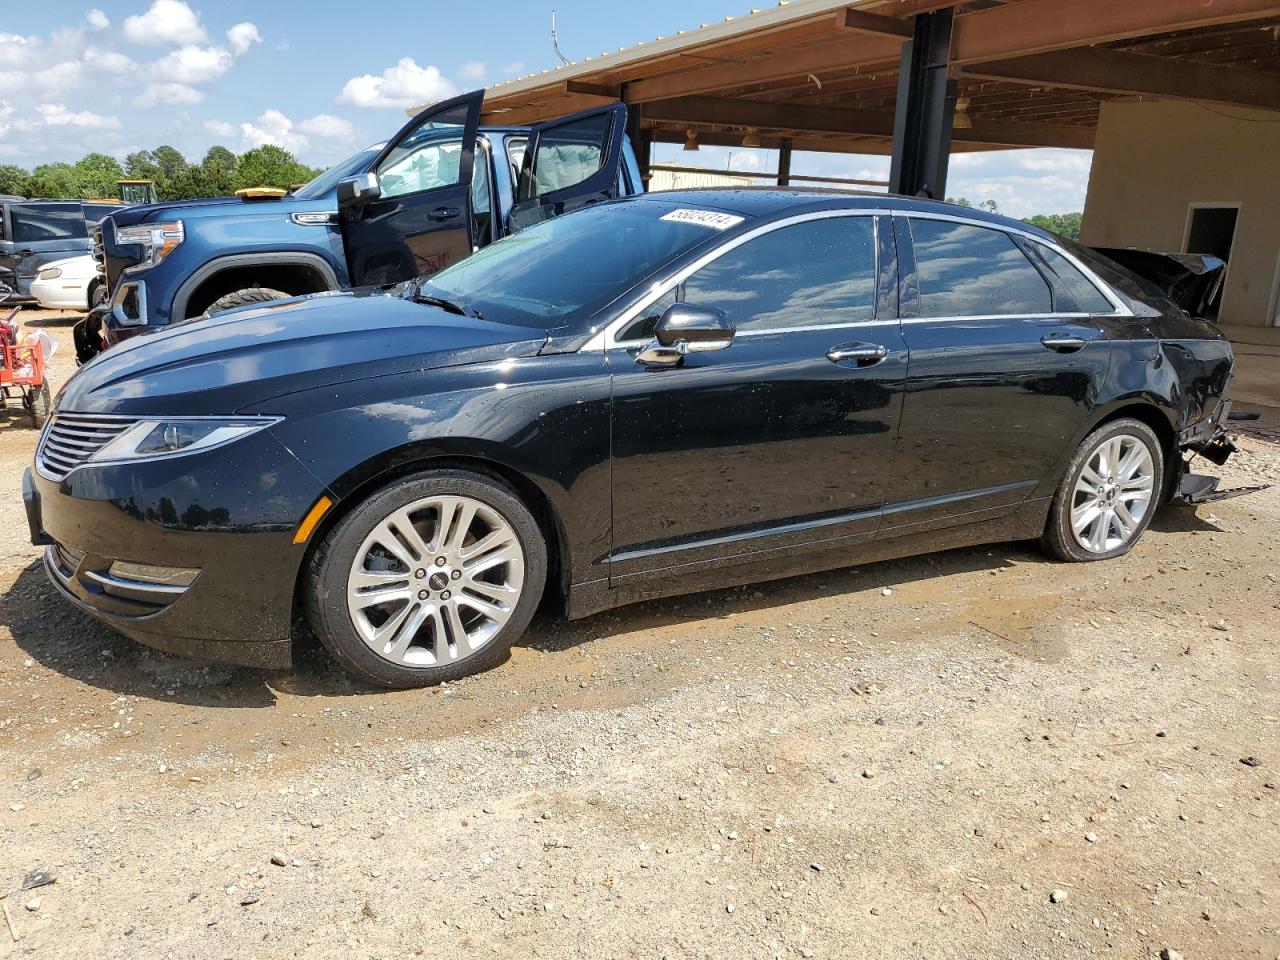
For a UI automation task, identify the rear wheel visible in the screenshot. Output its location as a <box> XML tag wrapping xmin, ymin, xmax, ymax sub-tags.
<box><xmin>304</xmin><ymin>470</ymin><xmax>547</xmax><ymax>688</ymax></box>
<box><xmin>1042</xmin><ymin>418</ymin><xmax>1163</xmax><ymax>562</ymax></box>
<box><xmin>207</xmin><ymin>286</ymin><xmax>292</xmax><ymax>315</ymax></box>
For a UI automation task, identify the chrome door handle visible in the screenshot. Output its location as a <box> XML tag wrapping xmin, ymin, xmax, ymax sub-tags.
<box><xmin>827</xmin><ymin>343</ymin><xmax>888</xmax><ymax>366</ymax></box>
<box><xmin>427</xmin><ymin>207</ymin><xmax>460</xmax><ymax>221</ymax></box>
<box><xmin>1041</xmin><ymin>334</ymin><xmax>1087</xmax><ymax>352</ymax></box>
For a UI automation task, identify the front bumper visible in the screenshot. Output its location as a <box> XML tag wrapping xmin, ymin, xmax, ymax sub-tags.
<box><xmin>23</xmin><ymin>430</ymin><xmax>327</xmax><ymax>669</ymax></box>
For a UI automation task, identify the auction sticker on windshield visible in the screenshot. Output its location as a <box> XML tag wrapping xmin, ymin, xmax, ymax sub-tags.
<box><xmin>659</xmin><ymin>209</ymin><xmax>746</xmax><ymax>230</ymax></box>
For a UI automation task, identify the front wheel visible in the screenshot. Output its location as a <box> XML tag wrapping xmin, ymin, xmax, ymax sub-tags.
<box><xmin>207</xmin><ymin>287</ymin><xmax>292</xmax><ymax>315</ymax></box>
<box><xmin>304</xmin><ymin>470</ymin><xmax>547</xmax><ymax>688</ymax></box>
<box><xmin>1042</xmin><ymin>418</ymin><xmax>1164</xmax><ymax>562</ymax></box>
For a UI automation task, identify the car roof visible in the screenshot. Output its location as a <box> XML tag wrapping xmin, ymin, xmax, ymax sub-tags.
<box><xmin>627</xmin><ymin>187</ymin><xmax>1049</xmax><ymax>240</ymax></box>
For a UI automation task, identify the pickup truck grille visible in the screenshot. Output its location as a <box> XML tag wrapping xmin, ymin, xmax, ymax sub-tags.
<box><xmin>92</xmin><ymin>226</ymin><xmax>108</xmax><ymax>296</ymax></box>
<box><xmin>37</xmin><ymin>414</ymin><xmax>140</xmax><ymax>480</ymax></box>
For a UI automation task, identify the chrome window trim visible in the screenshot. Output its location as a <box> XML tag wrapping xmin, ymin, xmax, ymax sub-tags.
<box><xmin>901</xmin><ymin>210</ymin><xmax>1133</xmax><ymax>319</ymax></box>
<box><xmin>584</xmin><ymin>208</ymin><xmax>891</xmax><ymax>351</ymax></box>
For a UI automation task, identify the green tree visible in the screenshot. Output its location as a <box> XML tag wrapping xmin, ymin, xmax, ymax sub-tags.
<box><xmin>73</xmin><ymin>153</ymin><xmax>125</xmax><ymax>199</ymax></box>
<box><xmin>165</xmin><ymin>165</ymin><xmax>219</xmax><ymax>200</ymax></box>
<box><xmin>946</xmin><ymin>196</ymin><xmax>973</xmax><ymax>207</ymax></box>
<box><xmin>0</xmin><ymin>164</ymin><xmax>32</xmax><ymax>197</ymax></box>
<box><xmin>152</xmin><ymin>145</ymin><xmax>188</xmax><ymax>180</ymax></box>
<box><xmin>234</xmin><ymin>144</ymin><xmax>316</xmax><ymax>191</ymax></box>
<box><xmin>124</xmin><ymin>150</ymin><xmax>162</xmax><ymax>181</ymax></box>
<box><xmin>28</xmin><ymin>163</ymin><xmax>80</xmax><ymax>198</ymax></box>
<box><xmin>200</xmin><ymin>145</ymin><xmax>239</xmax><ymax>196</ymax></box>
<box><xmin>1023</xmin><ymin>212</ymin><xmax>1082</xmax><ymax>241</ymax></box>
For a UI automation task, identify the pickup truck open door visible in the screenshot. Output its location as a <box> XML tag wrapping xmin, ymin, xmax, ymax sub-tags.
<box><xmin>339</xmin><ymin>91</ymin><xmax>484</xmax><ymax>288</ymax></box>
<box><xmin>509</xmin><ymin>103</ymin><xmax>629</xmax><ymax>233</ymax></box>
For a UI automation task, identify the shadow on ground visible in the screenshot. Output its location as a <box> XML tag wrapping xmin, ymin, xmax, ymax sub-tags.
<box><xmin>3</xmin><ymin>539</ymin><xmax>1037</xmax><ymax>708</ymax></box>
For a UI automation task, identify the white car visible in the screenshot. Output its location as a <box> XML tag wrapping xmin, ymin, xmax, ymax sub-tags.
<box><xmin>29</xmin><ymin>255</ymin><xmax>103</xmax><ymax>311</ymax></box>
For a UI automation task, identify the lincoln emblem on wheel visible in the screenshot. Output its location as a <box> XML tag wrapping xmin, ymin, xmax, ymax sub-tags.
<box><xmin>23</xmin><ymin>190</ymin><xmax>1262</xmax><ymax>688</ymax></box>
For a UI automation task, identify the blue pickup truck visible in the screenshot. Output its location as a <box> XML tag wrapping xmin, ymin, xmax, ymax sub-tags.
<box><xmin>80</xmin><ymin>94</ymin><xmax>640</xmax><ymax>360</ymax></box>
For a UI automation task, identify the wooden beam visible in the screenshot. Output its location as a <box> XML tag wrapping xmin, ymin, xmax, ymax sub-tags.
<box><xmin>952</xmin><ymin>0</ymin><xmax>1280</xmax><ymax>65</ymax></box>
<box><xmin>835</xmin><ymin>8</ymin><xmax>913</xmax><ymax>37</ymax></box>
<box><xmin>963</xmin><ymin>47</ymin><xmax>1280</xmax><ymax>111</ymax></box>
<box><xmin>564</xmin><ymin>80</ymin><xmax>622</xmax><ymax>98</ymax></box>
<box><xmin>624</xmin><ymin>34</ymin><xmax>903</xmax><ymax>103</ymax></box>
<box><xmin>644</xmin><ymin>95</ymin><xmax>895</xmax><ymax>137</ymax></box>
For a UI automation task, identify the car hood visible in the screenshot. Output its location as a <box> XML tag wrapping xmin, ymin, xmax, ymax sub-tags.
<box><xmin>56</xmin><ymin>291</ymin><xmax>547</xmax><ymax>416</ymax></box>
<box><xmin>106</xmin><ymin>194</ymin><xmax>306</xmax><ymax>226</ymax></box>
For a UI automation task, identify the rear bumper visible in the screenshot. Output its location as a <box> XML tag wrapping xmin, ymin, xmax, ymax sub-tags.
<box><xmin>1174</xmin><ymin>402</ymin><xmax>1269</xmax><ymax>504</ymax></box>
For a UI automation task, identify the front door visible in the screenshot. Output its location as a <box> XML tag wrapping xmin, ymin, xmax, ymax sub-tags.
<box><xmin>607</xmin><ymin>213</ymin><xmax>905</xmax><ymax>581</ymax></box>
<box><xmin>0</xmin><ymin>202</ymin><xmax>92</xmax><ymax>298</ymax></box>
<box><xmin>508</xmin><ymin>103</ymin><xmax>628</xmax><ymax>234</ymax></box>
<box><xmin>341</xmin><ymin>91</ymin><xmax>483</xmax><ymax>287</ymax></box>
<box><xmin>887</xmin><ymin>215</ymin><xmax>1115</xmax><ymax>534</ymax></box>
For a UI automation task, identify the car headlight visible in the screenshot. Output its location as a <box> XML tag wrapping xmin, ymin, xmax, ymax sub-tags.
<box><xmin>89</xmin><ymin>417</ymin><xmax>281</xmax><ymax>463</ymax></box>
<box><xmin>38</xmin><ymin>267</ymin><xmax>63</xmax><ymax>280</ymax></box>
<box><xmin>116</xmin><ymin>221</ymin><xmax>184</xmax><ymax>269</ymax></box>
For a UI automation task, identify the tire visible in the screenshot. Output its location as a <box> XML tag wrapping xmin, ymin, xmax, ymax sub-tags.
<box><xmin>28</xmin><ymin>381</ymin><xmax>51</xmax><ymax>430</ymax></box>
<box><xmin>207</xmin><ymin>287</ymin><xmax>292</xmax><ymax>315</ymax></box>
<box><xmin>1041</xmin><ymin>417</ymin><xmax>1164</xmax><ymax>562</ymax></box>
<box><xmin>304</xmin><ymin>469</ymin><xmax>547</xmax><ymax>688</ymax></box>
<box><xmin>87</xmin><ymin>280</ymin><xmax>106</xmax><ymax>311</ymax></box>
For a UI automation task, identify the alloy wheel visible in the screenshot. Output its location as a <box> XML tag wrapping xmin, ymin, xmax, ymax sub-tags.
<box><xmin>345</xmin><ymin>495</ymin><xmax>525</xmax><ymax>666</ymax></box>
<box><xmin>1069</xmin><ymin>433</ymin><xmax>1155</xmax><ymax>554</ymax></box>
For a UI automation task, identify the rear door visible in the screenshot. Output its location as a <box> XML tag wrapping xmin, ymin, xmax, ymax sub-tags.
<box><xmin>341</xmin><ymin>91</ymin><xmax>483</xmax><ymax>287</ymax></box>
<box><xmin>886</xmin><ymin>214</ymin><xmax>1115</xmax><ymax>535</ymax></box>
<box><xmin>508</xmin><ymin>103</ymin><xmax>628</xmax><ymax>233</ymax></box>
<box><xmin>1</xmin><ymin>202</ymin><xmax>91</xmax><ymax>297</ymax></box>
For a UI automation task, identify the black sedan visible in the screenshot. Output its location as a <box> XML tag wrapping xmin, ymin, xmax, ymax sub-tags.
<box><xmin>24</xmin><ymin>190</ymin><xmax>1250</xmax><ymax>688</ymax></box>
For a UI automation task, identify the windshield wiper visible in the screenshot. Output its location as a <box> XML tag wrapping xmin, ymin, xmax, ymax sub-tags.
<box><xmin>407</xmin><ymin>279</ymin><xmax>483</xmax><ymax>319</ymax></box>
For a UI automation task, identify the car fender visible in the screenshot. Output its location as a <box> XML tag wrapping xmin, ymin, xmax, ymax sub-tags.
<box><xmin>172</xmin><ymin>250</ymin><xmax>342</xmax><ymax>320</ymax></box>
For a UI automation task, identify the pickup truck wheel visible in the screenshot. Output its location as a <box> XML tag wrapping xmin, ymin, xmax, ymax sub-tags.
<box><xmin>304</xmin><ymin>470</ymin><xmax>547</xmax><ymax>689</ymax></box>
<box><xmin>1042</xmin><ymin>418</ymin><xmax>1163</xmax><ymax>562</ymax></box>
<box><xmin>207</xmin><ymin>287</ymin><xmax>292</xmax><ymax>315</ymax></box>
<box><xmin>87</xmin><ymin>280</ymin><xmax>106</xmax><ymax>311</ymax></box>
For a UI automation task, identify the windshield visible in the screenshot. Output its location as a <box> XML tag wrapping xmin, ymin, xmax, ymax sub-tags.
<box><xmin>420</xmin><ymin>200</ymin><xmax>741</xmax><ymax>329</ymax></box>
<box><xmin>292</xmin><ymin>144</ymin><xmax>384</xmax><ymax>200</ymax></box>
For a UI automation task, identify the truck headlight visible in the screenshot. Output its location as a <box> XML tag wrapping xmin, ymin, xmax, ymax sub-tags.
<box><xmin>115</xmin><ymin>221</ymin><xmax>185</xmax><ymax>269</ymax></box>
<box><xmin>38</xmin><ymin>267</ymin><xmax>63</xmax><ymax>280</ymax></box>
<box><xmin>89</xmin><ymin>417</ymin><xmax>281</xmax><ymax>464</ymax></box>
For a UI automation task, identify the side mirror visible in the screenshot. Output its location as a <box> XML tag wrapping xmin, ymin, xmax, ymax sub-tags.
<box><xmin>637</xmin><ymin>303</ymin><xmax>735</xmax><ymax>367</ymax></box>
<box><xmin>336</xmin><ymin>172</ymin><xmax>381</xmax><ymax>207</ymax></box>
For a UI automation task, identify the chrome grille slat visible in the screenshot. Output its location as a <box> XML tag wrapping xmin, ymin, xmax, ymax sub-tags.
<box><xmin>37</xmin><ymin>414</ymin><xmax>140</xmax><ymax>480</ymax></box>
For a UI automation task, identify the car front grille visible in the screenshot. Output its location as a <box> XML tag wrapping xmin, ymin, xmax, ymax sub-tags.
<box><xmin>37</xmin><ymin>414</ymin><xmax>140</xmax><ymax>480</ymax></box>
<box><xmin>92</xmin><ymin>226</ymin><xmax>108</xmax><ymax>295</ymax></box>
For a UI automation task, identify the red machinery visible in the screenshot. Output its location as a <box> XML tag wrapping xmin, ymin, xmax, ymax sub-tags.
<box><xmin>1</xmin><ymin>285</ymin><xmax>52</xmax><ymax>429</ymax></box>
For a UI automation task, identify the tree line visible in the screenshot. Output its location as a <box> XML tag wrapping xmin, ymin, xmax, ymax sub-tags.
<box><xmin>948</xmin><ymin>197</ymin><xmax>1082</xmax><ymax>240</ymax></box>
<box><xmin>0</xmin><ymin>145</ymin><xmax>325</xmax><ymax>202</ymax></box>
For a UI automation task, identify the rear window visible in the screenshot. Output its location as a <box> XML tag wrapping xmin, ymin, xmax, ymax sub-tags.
<box><xmin>1028</xmin><ymin>242</ymin><xmax>1116</xmax><ymax>313</ymax></box>
<box><xmin>909</xmin><ymin>218</ymin><xmax>1051</xmax><ymax>317</ymax></box>
<box><xmin>10</xmin><ymin>204</ymin><xmax>89</xmax><ymax>243</ymax></box>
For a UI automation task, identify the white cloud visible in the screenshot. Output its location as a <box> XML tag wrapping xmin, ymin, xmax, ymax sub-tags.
<box><xmin>499</xmin><ymin>60</ymin><xmax>525</xmax><ymax>78</ymax></box>
<box><xmin>337</xmin><ymin>57</ymin><xmax>457</xmax><ymax>109</ymax></box>
<box><xmin>459</xmin><ymin>61</ymin><xmax>486</xmax><ymax>83</ymax></box>
<box><xmin>0</xmin><ymin>99</ymin><xmax>13</xmax><ymax>136</ymax></box>
<box><xmin>239</xmin><ymin>109</ymin><xmax>308</xmax><ymax>152</ymax></box>
<box><xmin>83</xmin><ymin>49</ymin><xmax>136</xmax><ymax>74</ymax></box>
<box><xmin>42</xmin><ymin>61</ymin><xmax>86</xmax><ymax>96</ymax></box>
<box><xmin>86</xmin><ymin>9</ymin><xmax>110</xmax><ymax>31</ymax></box>
<box><xmin>136</xmin><ymin>82</ymin><xmax>204</xmax><ymax>106</ymax></box>
<box><xmin>1016</xmin><ymin>150</ymin><xmax>1093</xmax><ymax>176</ymax></box>
<box><xmin>36</xmin><ymin>102</ymin><xmax>121</xmax><ymax>129</ymax></box>
<box><xmin>204</xmin><ymin>119</ymin><xmax>236</xmax><ymax>137</ymax></box>
<box><xmin>122</xmin><ymin>0</ymin><xmax>207</xmax><ymax>46</ymax></box>
<box><xmin>153</xmin><ymin>44</ymin><xmax>233</xmax><ymax>84</ymax></box>
<box><xmin>296</xmin><ymin>114</ymin><xmax>356</xmax><ymax>140</ymax></box>
<box><xmin>226</xmin><ymin>22</ymin><xmax>261</xmax><ymax>56</ymax></box>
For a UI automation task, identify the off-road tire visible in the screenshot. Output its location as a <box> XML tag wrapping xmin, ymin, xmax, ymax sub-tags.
<box><xmin>1042</xmin><ymin>417</ymin><xmax>1164</xmax><ymax>562</ymax></box>
<box><xmin>207</xmin><ymin>287</ymin><xmax>292</xmax><ymax>315</ymax></box>
<box><xmin>304</xmin><ymin>470</ymin><xmax>547</xmax><ymax>689</ymax></box>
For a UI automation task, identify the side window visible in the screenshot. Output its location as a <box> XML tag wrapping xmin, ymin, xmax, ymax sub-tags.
<box><xmin>470</xmin><ymin>144</ymin><xmax>493</xmax><ymax>249</ymax></box>
<box><xmin>1028</xmin><ymin>243</ymin><xmax>1115</xmax><ymax>313</ymax></box>
<box><xmin>618</xmin><ymin>289</ymin><xmax>678</xmax><ymax>343</ymax></box>
<box><xmin>681</xmin><ymin>217</ymin><xmax>878</xmax><ymax>332</ymax></box>
<box><xmin>909</xmin><ymin>218</ymin><xmax>1051</xmax><ymax>317</ymax></box>
<box><xmin>10</xmin><ymin>204</ymin><xmax>89</xmax><ymax>243</ymax></box>
<box><xmin>506</xmin><ymin>138</ymin><xmax>527</xmax><ymax>183</ymax></box>
<box><xmin>376</xmin><ymin>103</ymin><xmax>469</xmax><ymax>201</ymax></box>
<box><xmin>530</xmin><ymin>113</ymin><xmax>607</xmax><ymax>196</ymax></box>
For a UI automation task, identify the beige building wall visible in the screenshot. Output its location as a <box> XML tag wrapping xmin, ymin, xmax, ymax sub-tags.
<box><xmin>1080</xmin><ymin>99</ymin><xmax>1280</xmax><ymax>328</ymax></box>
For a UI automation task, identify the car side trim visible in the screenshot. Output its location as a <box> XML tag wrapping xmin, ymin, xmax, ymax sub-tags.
<box><xmin>171</xmin><ymin>251</ymin><xmax>341</xmax><ymax>322</ymax></box>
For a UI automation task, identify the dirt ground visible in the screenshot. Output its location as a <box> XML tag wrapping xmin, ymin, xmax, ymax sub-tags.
<box><xmin>1</xmin><ymin>309</ymin><xmax>1277</xmax><ymax>960</ymax></box>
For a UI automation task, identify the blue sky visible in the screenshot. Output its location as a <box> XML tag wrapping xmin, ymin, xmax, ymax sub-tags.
<box><xmin>0</xmin><ymin>1</ymin><xmax>1092</xmax><ymax>216</ymax></box>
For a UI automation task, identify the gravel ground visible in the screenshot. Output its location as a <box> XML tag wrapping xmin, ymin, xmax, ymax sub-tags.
<box><xmin>1</xmin><ymin>309</ymin><xmax>1277</xmax><ymax>959</ymax></box>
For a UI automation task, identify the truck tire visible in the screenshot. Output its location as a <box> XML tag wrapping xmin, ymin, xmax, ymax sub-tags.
<box><xmin>207</xmin><ymin>287</ymin><xmax>292</xmax><ymax>315</ymax></box>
